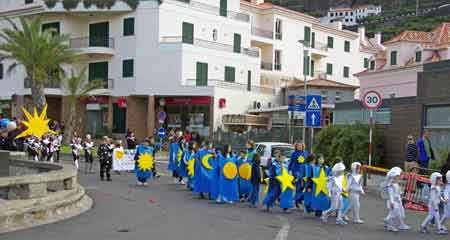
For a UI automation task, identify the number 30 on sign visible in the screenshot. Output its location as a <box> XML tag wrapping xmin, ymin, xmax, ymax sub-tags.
<box><xmin>362</xmin><ymin>91</ymin><xmax>382</xmax><ymax>109</ymax></box>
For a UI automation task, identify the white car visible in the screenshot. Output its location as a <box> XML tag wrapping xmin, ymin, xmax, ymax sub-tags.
<box><xmin>255</xmin><ymin>142</ymin><xmax>294</xmax><ymax>170</ymax></box>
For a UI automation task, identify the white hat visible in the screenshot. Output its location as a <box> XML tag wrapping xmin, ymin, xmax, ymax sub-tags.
<box><xmin>332</xmin><ymin>162</ymin><xmax>346</xmax><ymax>173</ymax></box>
<box><xmin>387</xmin><ymin>167</ymin><xmax>402</xmax><ymax>178</ymax></box>
<box><xmin>351</xmin><ymin>162</ymin><xmax>361</xmax><ymax>174</ymax></box>
<box><xmin>446</xmin><ymin>170</ymin><xmax>450</xmax><ymax>183</ymax></box>
<box><xmin>430</xmin><ymin>172</ymin><xmax>442</xmax><ymax>185</ymax></box>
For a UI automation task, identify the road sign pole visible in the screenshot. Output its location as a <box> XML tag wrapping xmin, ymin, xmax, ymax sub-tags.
<box><xmin>368</xmin><ymin>109</ymin><xmax>374</xmax><ymax>166</ymax></box>
<box><xmin>311</xmin><ymin>127</ymin><xmax>314</xmax><ymax>153</ymax></box>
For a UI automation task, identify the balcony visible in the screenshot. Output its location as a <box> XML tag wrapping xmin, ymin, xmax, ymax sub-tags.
<box><xmin>261</xmin><ymin>61</ymin><xmax>273</xmax><ymax>71</ymax></box>
<box><xmin>310</xmin><ymin>41</ymin><xmax>328</xmax><ymax>58</ymax></box>
<box><xmin>174</xmin><ymin>0</ymin><xmax>250</xmax><ymax>23</ymax></box>
<box><xmin>184</xmin><ymin>79</ymin><xmax>275</xmax><ymax>95</ymax></box>
<box><xmin>160</xmin><ymin>36</ymin><xmax>259</xmax><ymax>58</ymax></box>
<box><xmin>69</xmin><ymin>37</ymin><xmax>115</xmax><ymax>56</ymax></box>
<box><xmin>24</xmin><ymin>78</ymin><xmax>60</xmax><ymax>89</ymax></box>
<box><xmin>251</xmin><ymin>27</ymin><xmax>273</xmax><ymax>39</ymax></box>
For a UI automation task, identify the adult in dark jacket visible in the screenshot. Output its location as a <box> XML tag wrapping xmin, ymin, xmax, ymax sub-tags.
<box><xmin>404</xmin><ymin>135</ymin><xmax>418</xmax><ymax>173</ymax></box>
<box><xmin>417</xmin><ymin>129</ymin><xmax>434</xmax><ymax>174</ymax></box>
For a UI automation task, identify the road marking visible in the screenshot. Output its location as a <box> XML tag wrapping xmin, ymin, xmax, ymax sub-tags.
<box><xmin>274</xmin><ymin>216</ymin><xmax>290</xmax><ymax>240</ymax></box>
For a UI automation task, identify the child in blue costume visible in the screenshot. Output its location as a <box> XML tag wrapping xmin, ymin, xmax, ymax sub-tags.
<box><xmin>311</xmin><ymin>155</ymin><xmax>331</xmax><ymax>217</ymax></box>
<box><xmin>263</xmin><ymin>150</ymin><xmax>294</xmax><ymax>212</ymax></box>
<box><xmin>168</xmin><ymin>137</ymin><xmax>182</xmax><ymax>184</ymax></box>
<box><xmin>193</xmin><ymin>141</ymin><xmax>214</xmax><ymax>199</ymax></box>
<box><xmin>134</xmin><ymin>138</ymin><xmax>154</xmax><ymax>186</ymax></box>
<box><xmin>237</xmin><ymin>150</ymin><xmax>252</xmax><ymax>200</ymax></box>
<box><xmin>184</xmin><ymin>142</ymin><xmax>196</xmax><ymax>190</ymax></box>
<box><xmin>177</xmin><ymin>139</ymin><xmax>188</xmax><ymax>181</ymax></box>
<box><xmin>216</xmin><ymin>144</ymin><xmax>239</xmax><ymax>203</ymax></box>
<box><xmin>209</xmin><ymin>148</ymin><xmax>220</xmax><ymax>201</ymax></box>
<box><xmin>249</xmin><ymin>154</ymin><xmax>262</xmax><ymax>207</ymax></box>
<box><xmin>288</xmin><ymin>142</ymin><xmax>308</xmax><ymax>208</ymax></box>
<box><xmin>303</xmin><ymin>154</ymin><xmax>316</xmax><ymax>213</ymax></box>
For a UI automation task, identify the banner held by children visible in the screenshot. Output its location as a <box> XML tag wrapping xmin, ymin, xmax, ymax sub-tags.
<box><xmin>113</xmin><ymin>149</ymin><xmax>136</xmax><ymax>171</ymax></box>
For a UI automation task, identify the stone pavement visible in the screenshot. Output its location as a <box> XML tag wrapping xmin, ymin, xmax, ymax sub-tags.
<box><xmin>0</xmin><ymin>160</ymin><xmax>447</xmax><ymax>240</ymax></box>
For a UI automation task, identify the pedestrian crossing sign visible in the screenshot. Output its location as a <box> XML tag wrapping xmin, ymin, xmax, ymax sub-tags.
<box><xmin>306</xmin><ymin>95</ymin><xmax>321</xmax><ymax>111</ymax></box>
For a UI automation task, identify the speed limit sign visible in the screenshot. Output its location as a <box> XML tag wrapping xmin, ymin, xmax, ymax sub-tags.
<box><xmin>362</xmin><ymin>91</ymin><xmax>382</xmax><ymax>109</ymax></box>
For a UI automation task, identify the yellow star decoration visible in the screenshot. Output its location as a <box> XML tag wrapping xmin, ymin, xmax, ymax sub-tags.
<box><xmin>115</xmin><ymin>150</ymin><xmax>124</xmax><ymax>160</ymax></box>
<box><xmin>138</xmin><ymin>152</ymin><xmax>154</xmax><ymax>171</ymax></box>
<box><xmin>312</xmin><ymin>168</ymin><xmax>328</xmax><ymax>197</ymax></box>
<box><xmin>16</xmin><ymin>105</ymin><xmax>55</xmax><ymax>139</ymax></box>
<box><xmin>276</xmin><ymin>167</ymin><xmax>295</xmax><ymax>192</ymax></box>
<box><xmin>298</xmin><ymin>155</ymin><xmax>305</xmax><ymax>163</ymax></box>
<box><xmin>187</xmin><ymin>158</ymin><xmax>195</xmax><ymax>177</ymax></box>
<box><xmin>177</xmin><ymin>150</ymin><xmax>183</xmax><ymax>166</ymax></box>
<box><xmin>263</xmin><ymin>178</ymin><xmax>269</xmax><ymax>193</ymax></box>
<box><xmin>342</xmin><ymin>174</ymin><xmax>349</xmax><ymax>198</ymax></box>
<box><xmin>201</xmin><ymin>154</ymin><xmax>214</xmax><ymax>170</ymax></box>
<box><xmin>238</xmin><ymin>163</ymin><xmax>252</xmax><ymax>180</ymax></box>
<box><xmin>223</xmin><ymin>162</ymin><xmax>238</xmax><ymax>180</ymax></box>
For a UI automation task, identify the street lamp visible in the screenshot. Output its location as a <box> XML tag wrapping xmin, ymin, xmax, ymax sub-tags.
<box><xmin>298</xmin><ymin>40</ymin><xmax>310</xmax><ymax>144</ymax></box>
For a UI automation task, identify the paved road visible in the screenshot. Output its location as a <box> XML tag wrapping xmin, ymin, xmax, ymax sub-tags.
<box><xmin>0</xmin><ymin>160</ymin><xmax>447</xmax><ymax>240</ymax></box>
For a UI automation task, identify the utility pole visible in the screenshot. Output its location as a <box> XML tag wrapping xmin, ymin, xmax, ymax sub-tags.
<box><xmin>416</xmin><ymin>0</ymin><xmax>420</xmax><ymax>16</ymax></box>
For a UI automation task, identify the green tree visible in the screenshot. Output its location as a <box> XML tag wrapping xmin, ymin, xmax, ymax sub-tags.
<box><xmin>63</xmin><ymin>68</ymin><xmax>103</xmax><ymax>144</ymax></box>
<box><xmin>0</xmin><ymin>17</ymin><xmax>78</xmax><ymax>112</ymax></box>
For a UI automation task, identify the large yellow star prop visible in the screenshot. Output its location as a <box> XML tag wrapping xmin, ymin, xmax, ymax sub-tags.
<box><xmin>312</xmin><ymin>168</ymin><xmax>328</xmax><ymax>197</ymax></box>
<box><xmin>138</xmin><ymin>152</ymin><xmax>154</xmax><ymax>171</ymax></box>
<box><xmin>276</xmin><ymin>167</ymin><xmax>295</xmax><ymax>192</ymax></box>
<box><xmin>187</xmin><ymin>158</ymin><xmax>195</xmax><ymax>177</ymax></box>
<box><xmin>16</xmin><ymin>105</ymin><xmax>55</xmax><ymax>139</ymax></box>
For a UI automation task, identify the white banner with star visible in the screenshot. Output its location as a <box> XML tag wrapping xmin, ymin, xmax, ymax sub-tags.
<box><xmin>112</xmin><ymin>149</ymin><xmax>136</xmax><ymax>171</ymax></box>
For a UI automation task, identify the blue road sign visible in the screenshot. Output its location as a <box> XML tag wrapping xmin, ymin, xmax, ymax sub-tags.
<box><xmin>294</xmin><ymin>96</ymin><xmax>306</xmax><ymax>112</ymax></box>
<box><xmin>288</xmin><ymin>95</ymin><xmax>295</xmax><ymax>111</ymax></box>
<box><xmin>306</xmin><ymin>95</ymin><xmax>322</xmax><ymax>128</ymax></box>
<box><xmin>158</xmin><ymin>127</ymin><xmax>166</xmax><ymax>138</ymax></box>
<box><xmin>306</xmin><ymin>95</ymin><xmax>322</xmax><ymax>111</ymax></box>
<box><xmin>306</xmin><ymin>111</ymin><xmax>321</xmax><ymax>127</ymax></box>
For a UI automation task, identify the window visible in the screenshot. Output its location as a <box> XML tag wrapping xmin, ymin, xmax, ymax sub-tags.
<box><xmin>182</xmin><ymin>22</ymin><xmax>194</xmax><ymax>44</ymax></box>
<box><xmin>339</xmin><ymin>12</ymin><xmax>343</xmax><ymax>16</ymax></box>
<box><xmin>113</xmin><ymin>103</ymin><xmax>126</xmax><ymax>134</ymax></box>
<box><xmin>220</xmin><ymin>0</ymin><xmax>227</xmax><ymax>17</ymax></box>
<box><xmin>343</xmin><ymin>66</ymin><xmax>350</xmax><ymax>78</ymax></box>
<box><xmin>89</xmin><ymin>61</ymin><xmax>109</xmax><ymax>88</ymax></box>
<box><xmin>345</xmin><ymin>12</ymin><xmax>348</xmax><ymax>16</ymax></box>
<box><xmin>123</xmin><ymin>17</ymin><xmax>135</xmax><ymax>36</ymax></box>
<box><xmin>233</xmin><ymin>33</ymin><xmax>241</xmax><ymax>53</ymax></box>
<box><xmin>426</xmin><ymin>105</ymin><xmax>450</xmax><ymax>127</ymax></box>
<box><xmin>274</xmin><ymin>50</ymin><xmax>281</xmax><ymax>71</ymax></box>
<box><xmin>330</xmin><ymin>13</ymin><xmax>334</xmax><ymax>17</ymax></box>
<box><xmin>196</xmin><ymin>62</ymin><xmax>208</xmax><ymax>86</ymax></box>
<box><xmin>326</xmin><ymin>63</ymin><xmax>333</xmax><ymax>75</ymax></box>
<box><xmin>390</xmin><ymin>51</ymin><xmax>397</xmax><ymax>65</ymax></box>
<box><xmin>275</xmin><ymin>19</ymin><xmax>282</xmax><ymax>40</ymax></box>
<box><xmin>224</xmin><ymin>66</ymin><xmax>235</xmax><ymax>82</ymax></box>
<box><xmin>364</xmin><ymin>58</ymin><xmax>369</xmax><ymax>68</ymax></box>
<box><xmin>304</xmin><ymin>26</ymin><xmax>311</xmax><ymax>45</ymax></box>
<box><xmin>370</xmin><ymin>60</ymin><xmax>375</xmax><ymax>70</ymax></box>
<box><xmin>122</xmin><ymin>59</ymin><xmax>134</xmax><ymax>78</ymax></box>
<box><xmin>0</xmin><ymin>64</ymin><xmax>3</xmax><ymax>80</ymax></box>
<box><xmin>25</xmin><ymin>0</ymin><xmax>33</xmax><ymax>4</ymax></box>
<box><xmin>310</xmin><ymin>59</ymin><xmax>315</xmax><ymax>77</ymax></box>
<box><xmin>247</xmin><ymin>71</ymin><xmax>251</xmax><ymax>91</ymax></box>
<box><xmin>42</xmin><ymin>22</ymin><xmax>60</xmax><ymax>36</ymax></box>
<box><xmin>344</xmin><ymin>40</ymin><xmax>350</xmax><ymax>52</ymax></box>
<box><xmin>416</xmin><ymin>51</ymin><xmax>422</xmax><ymax>62</ymax></box>
<box><xmin>303</xmin><ymin>55</ymin><xmax>310</xmax><ymax>75</ymax></box>
<box><xmin>327</xmin><ymin>36</ymin><xmax>334</xmax><ymax>48</ymax></box>
<box><xmin>311</xmin><ymin>32</ymin><xmax>315</xmax><ymax>48</ymax></box>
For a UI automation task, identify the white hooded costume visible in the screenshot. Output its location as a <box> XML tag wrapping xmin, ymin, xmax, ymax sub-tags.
<box><xmin>440</xmin><ymin>171</ymin><xmax>450</xmax><ymax>230</ymax></box>
<box><xmin>321</xmin><ymin>162</ymin><xmax>346</xmax><ymax>224</ymax></box>
<box><xmin>383</xmin><ymin>167</ymin><xmax>410</xmax><ymax>231</ymax></box>
<box><xmin>420</xmin><ymin>172</ymin><xmax>446</xmax><ymax>234</ymax></box>
<box><xmin>344</xmin><ymin>162</ymin><xmax>365</xmax><ymax>223</ymax></box>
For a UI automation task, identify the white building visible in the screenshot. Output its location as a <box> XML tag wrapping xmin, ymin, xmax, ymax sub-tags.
<box><xmin>321</xmin><ymin>5</ymin><xmax>382</xmax><ymax>26</ymax></box>
<box><xmin>0</xmin><ymin>0</ymin><xmax>374</xmax><ymax>138</ymax></box>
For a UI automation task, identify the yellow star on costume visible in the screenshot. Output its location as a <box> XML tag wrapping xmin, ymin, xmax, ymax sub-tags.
<box><xmin>298</xmin><ymin>155</ymin><xmax>305</xmax><ymax>163</ymax></box>
<box><xmin>16</xmin><ymin>105</ymin><xmax>55</xmax><ymax>139</ymax></box>
<box><xmin>342</xmin><ymin>174</ymin><xmax>349</xmax><ymax>198</ymax></box>
<box><xmin>223</xmin><ymin>162</ymin><xmax>238</xmax><ymax>180</ymax></box>
<box><xmin>263</xmin><ymin>178</ymin><xmax>269</xmax><ymax>193</ymax></box>
<box><xmin>138</xmin><ymin>152</ymin><xmax>154</xmax><ymax>171</ymax></box>
<box><xmin>177</xmin><ymin>150</ymin><xmax>183</xmax><ymax>166</ymax></box>
<box><xmin>187</xmin><ymin>158</ymin><xmax>195</xmax><ymax>177</ymax></box>
<box><xmin>115</xmin><ymin>150</ymin><xmax>124</xmax><ymax>160</ymax></box>
<box><xmin>276</xmin><ymin>167</ymin><xmax>295</xmax><ymax>192</ymax></box>
<box><xmin>202</xmin><ymin>154</ymin><xmax>214</xmax><ymax>170</ymax></box>
<box><xmin>312</xmin><ymin>168</ymin><xmax>328</xmax><ymax>197</ymax></box>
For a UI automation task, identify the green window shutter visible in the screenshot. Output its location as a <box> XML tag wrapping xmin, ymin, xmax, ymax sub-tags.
<box><xmin>247</xmin><ymin>71</ymin><xmax>251</xmax><ymax>91</ymax></box>
<box><xmin>196</xmin><ymin>62</ymin><xmax>208</xmax><ymax>86</ymax></box>
<box><xmin>343</xmin><ymin>66</ymin><xmax>349</xmax><ymax>78</ymax></box>
<box><xmin>89</xmin><ymin>22</ymin><xmax>109</xmax><ymax>47</ymax></box>
<box><xmin>311</xmin><ymin>32</ymin><xmax>315</xmax><ymax>48</ymax></box>
<box><xmin>326</xmin><ymin>63</ymin><xmax>333</xmax><ymax>75</ymax></box>
<box><xmin>370</xmin><ymin>60</ymin><xmax>375</xmax><ymax>70</ymax></box>
<box><xmin>327</xmin><ymin>36</ymin><xmax>334</xmax><ymax>48</ymax></box>
<box><xmin>25</xmin><ymin>0</ymin><xmax>33</xmax><ymax>4</ymax></box>
<box><xmin>0</xmin><ymin>64</ymin><xmax>3</xmax><ymax>79</ymax></box>
<box><xmin>225</xmin><ymin>66</ymin><xmax>235</xmax><ymax>82</ymax></box>
<box><xmin>233</xmin><ymin>33</ymin><xmax>241</xmax><ymax>53</ymax></box>
<box><xmin>310</xmin><ymin>60</ymin><xmax>315</xmax><ymax>77</ymax></box>
<box><xmin>344</xmin><ymin>41</ymin><xmax>350</xmax><ymax>52</ymax></box>
<box><xmin>89</xmin><ymin>61</ymin><xmax>109</xmax><ymax>88</ymax></box>
<box><xmin>122</xmin><ymin>59</ymin><xmax>134</xmax><ymax>78</ymax></box>
<box><xmin>416</xmin><ymin>51</ymin><xmax>422</xmax><ymax>62</ymax></box>
<box><xmin>364</xmin><ymin>58</ymin><xmax>369</xmax><ymax>68</ymax></box>
<box><xmin>123</xmin><ymin>17</ymin><xmax>135</xmax><ymax>36</ymax></box>
<box><xmin>42</xmin><ymin>22</ymin><xmax>60</xmax><ymax>36</ymax></box>
<box><xmin>390</xmin><ymin>51</ymin><xmax>397</xmax><ymax>65</ymax></box>
<box><xmin>304</xmin><ymin>26</ymin><xmax>311</xmax><ymax>45</ymax></box>
<box><xmin>182</xmin><ymin>22</ymin><xmax>194</xmax><ymax>44</ymax></box>
<box><xmin>303</xmin><ymin>55</ymin><xmax>310</xmax><ymax>75</ymax></box>
<box><xmin>220</xmin><ymin>0</ymin><xmax>227</xmax><ymax>17</ymax></box>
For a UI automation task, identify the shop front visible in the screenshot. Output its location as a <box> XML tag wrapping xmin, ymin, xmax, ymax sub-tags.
<box><xmin>157</xmin><ymin>96</ymin><xmax>212</xmax><ymax>137</ymax></box>
<box><xmin>0</xmin><ymin>97</ymin><xmax>12</xmax><ymax>118</ymax></box>
<box><xmin>84</xmin><ymin>96</ymin><xmax>110</xmax><ymax>138</ymax></box>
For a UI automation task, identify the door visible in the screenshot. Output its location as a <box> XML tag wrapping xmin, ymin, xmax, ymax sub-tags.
<box><xmin>87</xmin><ymin>110</ymin><xmax>102</xmax><ymax>136</ymax></box>
<box><xmin>89</xmin><ymin>62</ymin><xmax>108</xmax><ymax>88</ymax></box>
<box><xmin>113</xmin><ymin>103</ymin><xmax>126</xmax><ymax>134</ymax></box>
<box><xmin>89</xmin><ymin>22</ymin><xmax>109</xmax><ymax>47</ymax></box>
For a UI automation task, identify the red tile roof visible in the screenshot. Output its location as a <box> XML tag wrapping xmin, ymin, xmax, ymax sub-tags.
<box><xmin>384</xmin><ymin>23</ymin><xmax>450</xmax><ymax>48</ymax></box>
<box><xmin>284</xmin><ymin>78</ymin><xmax>358</xmax><ymax>89</ymax></box>
<box><xmin>240</xmin><ymin>0</ymin><xmax>318</xmax><ymax>22</ymax></box>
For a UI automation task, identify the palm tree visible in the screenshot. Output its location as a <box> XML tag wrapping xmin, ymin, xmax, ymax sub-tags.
<box><xmin>63</xmin><ymin>67</ymin><xmax>104</xmax><ymax>143</ymax></box>
<box><xmin>0</xmin><ymin>17</ymin><xmax>78</xmax><ymax>112</ymax></box>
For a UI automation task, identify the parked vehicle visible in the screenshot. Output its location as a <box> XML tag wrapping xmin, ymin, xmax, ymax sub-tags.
<box><xmin>255</xmin><ymin>142</ymin><xmax>294</xmax><ymax>178</ymax></box>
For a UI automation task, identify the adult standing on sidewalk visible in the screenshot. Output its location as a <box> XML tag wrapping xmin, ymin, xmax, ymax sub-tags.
<box><xmin>417</xmin><ymin>129</ymin><xmax>435</xmax><ymax>174</ymax></box>
<box><xmin>404</xmin><ymin>135</ymin><xmax>418</xmax><ymax>172</ymax></box>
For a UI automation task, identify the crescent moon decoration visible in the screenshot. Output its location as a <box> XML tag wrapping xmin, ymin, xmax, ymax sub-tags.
<box><xmin>201</xmin><ymin>154</ymin><xmax>214</xmax><ymax>170</ymax></box>
<box><xmin>298</xmin><ymin>156</ymin><xmax>305</xmax><ymax>163</ymax></box>
<box><xmin>238</xmin><ymin>163</ymin><xmax>252</xmax><ymax>180</ymax></box>
<box><xmin>223</xmin><ymin>162</ymin><xmax>238</xmax><ymax>180</ymax></box>
<box><xmin>115</xmin><ymin>150</ymin><xmax>125</xmax><ymax>160</ymax></box>
<box><xmin>187</xmin><ymin>158</ymin><xmax>195</xmax><ymax>177</ymax></box>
